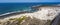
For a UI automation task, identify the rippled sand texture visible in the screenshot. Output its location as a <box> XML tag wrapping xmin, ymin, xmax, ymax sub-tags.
<box><xmin>0</xmin><ymin>6</ymin><xmax>60</xmax><ymax>25</ymax></box>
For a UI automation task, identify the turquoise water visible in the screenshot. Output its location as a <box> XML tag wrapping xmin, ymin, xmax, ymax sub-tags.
<box><xmin>0</xmin><ymin>3</ymin><xmax>59</xmax><ymax>15</ymax></box>
<box><xmin>0</xmin><ymin>3</ymin><xmax>41</xmax><ymax>15</ymax></box>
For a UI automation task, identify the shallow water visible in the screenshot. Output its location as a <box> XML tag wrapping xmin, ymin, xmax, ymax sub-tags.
<box><xmin>0</xmin><ymin>3</ymin><xmax>41</xmax><ymax>15</ymax></box>
<box><xmin>0</xmin><ymin>3</ymin><xmax>59</xmax><ymax>15</ymax></box>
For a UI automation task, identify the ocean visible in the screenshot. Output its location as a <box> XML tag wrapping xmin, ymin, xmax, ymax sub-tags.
<box><xmin>0</xmin><ymin>3</ymin><xmax>41</xmax><ymax>15</ymax></box>
<box><xmin>0</xmin><ymin>3</ymin><xmax>59</xmax><ymax>16</ymax></box>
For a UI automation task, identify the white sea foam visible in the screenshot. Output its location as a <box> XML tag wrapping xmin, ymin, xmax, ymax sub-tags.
<box><xmin>0</xmin><ymin>11</ymin><xmax>20</xmax><ymax>16</ymax></box>
<box><xmin>0</xmin><ymin>9</ymin><xmax>31</xmax><ymax>16</ymax></box>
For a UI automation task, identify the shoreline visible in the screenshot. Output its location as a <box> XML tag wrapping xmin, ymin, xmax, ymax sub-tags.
<box><xmin>0</xmin><ymin>11</ymin><xmax>33</xmax><ymax>19</ymax></box>
<box><xmin>0</xmin><ymin>6</ymin><xmax>60</xmax><ymax>21</ymax></box>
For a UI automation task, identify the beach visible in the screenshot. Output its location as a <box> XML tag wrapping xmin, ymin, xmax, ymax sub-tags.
<box><xmin>0</xmin><ymin>6</ymin><xmax>60</xmax><ymax>21</ymax></box>
<box><xmin>0</xmin><ymin>6</ymin><xmax>60</xmax><ymax>25</ymax></box>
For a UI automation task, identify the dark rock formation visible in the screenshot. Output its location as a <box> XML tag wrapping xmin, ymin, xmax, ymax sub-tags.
<box><xmin>51</xmin><ymin>13</ymin><xmax>60</xmax><ymax>25</ymax></box>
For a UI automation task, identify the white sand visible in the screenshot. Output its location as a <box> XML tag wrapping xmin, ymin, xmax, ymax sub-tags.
<box><xmin>1</xmin><ymin>7</ymin><xmax>60</xmax><ymax>21</ymax></box>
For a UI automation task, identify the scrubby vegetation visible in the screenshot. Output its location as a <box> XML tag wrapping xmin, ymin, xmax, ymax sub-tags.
<box><xmin>0</xmin><ymin>15</ymin><xmax>52</xmax><ymax>25</ymax></box>
<box><xmin>9</xmin><ymin>15</ymin><xmax>27</xmax><ymax>25</ymax></box>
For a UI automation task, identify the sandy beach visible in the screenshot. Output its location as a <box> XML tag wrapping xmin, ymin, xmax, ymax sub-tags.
<box><xmin>0</xmin><ymin>6</ymin><xmax>60</xmax><ymax>25</ymax></box>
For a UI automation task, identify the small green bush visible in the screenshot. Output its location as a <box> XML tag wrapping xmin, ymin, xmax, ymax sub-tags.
<box><xmin>9</xmin><ymin>15</ymin><xmax>27</xmax><ymax>25</ymax></box>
